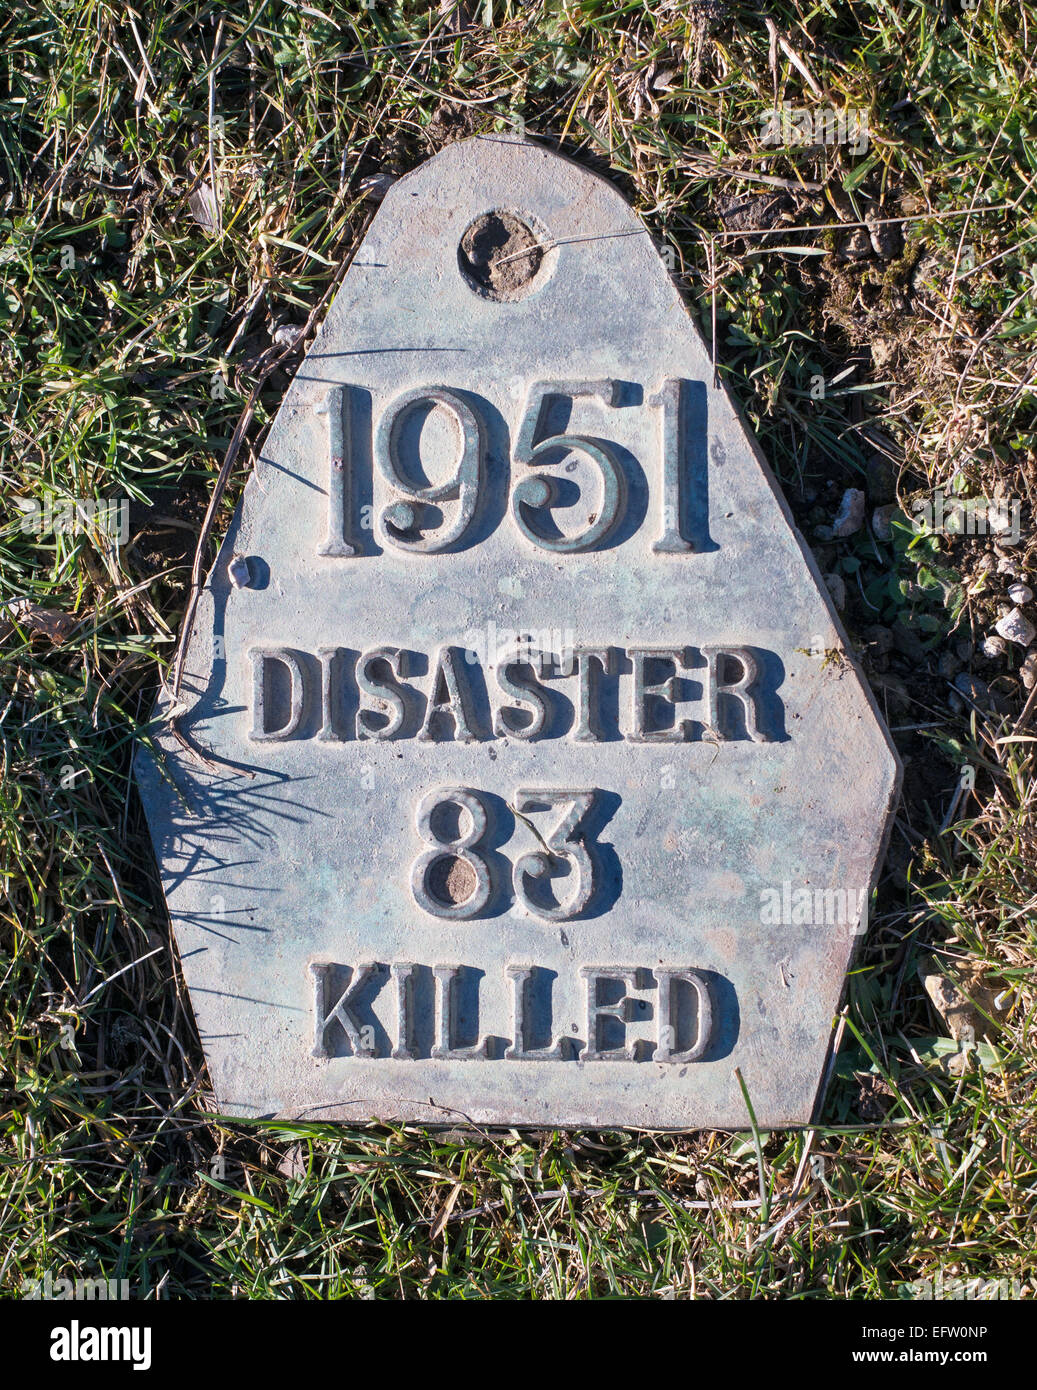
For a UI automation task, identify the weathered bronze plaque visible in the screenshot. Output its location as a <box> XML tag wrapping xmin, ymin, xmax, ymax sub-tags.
<box><xmin>137</xmin><ymin>137</ymin><xmax>900</xmax><ymax>1127</ymax></box>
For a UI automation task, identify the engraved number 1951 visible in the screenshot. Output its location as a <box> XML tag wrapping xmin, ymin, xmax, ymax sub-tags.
<box><xmin>316</xmin><ymin>379</ymin><xmax>699</xmax><ymax>556</ymax></box>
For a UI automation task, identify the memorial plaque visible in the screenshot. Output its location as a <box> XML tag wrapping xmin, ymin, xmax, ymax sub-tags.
<box><xmin>137</xmin><ymin>136</ymin><xmax>900</xmax><ymax>1127</ymax></box>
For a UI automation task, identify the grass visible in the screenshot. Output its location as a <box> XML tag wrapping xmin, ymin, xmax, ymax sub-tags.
<box><xmin>1</xmin><ymin>0</ymin><xmax>1036</xmax><ymax>1299</ymax></box>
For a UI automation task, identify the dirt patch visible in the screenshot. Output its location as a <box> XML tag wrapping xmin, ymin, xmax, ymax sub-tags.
<box><xmin>427</xmin><ymin>101</ymin><xmax>479</xmax><ymax>147</ymax></box>
<box><xmin>714</xmin><ymin>191</ymin><xmax>792</xmax><ymax>244</ymax></box>
<box><xmin>458</xmin><ymin>211</ymin><xmax>545</xmax><ymax>300</ymax></box>
<box><xmin>427</xmin><ymin>855</ymin><xmax>478</xmax><ymax>906</ymax></box>
<box><xmin>855</xmin><ymin>1072</ymin><xmax>896</xmax><ymax>1120</ymax></box>
<box><xmin>127</xmin><ymin>485</ymin><xmax>210</xmax><ymax>580</ymax></box>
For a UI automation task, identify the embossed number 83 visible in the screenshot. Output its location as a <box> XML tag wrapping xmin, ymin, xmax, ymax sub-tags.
<box><xmin>411</xmin><ymin>786</ymin><xmax>602</xmax><ymax>921</ymax></box>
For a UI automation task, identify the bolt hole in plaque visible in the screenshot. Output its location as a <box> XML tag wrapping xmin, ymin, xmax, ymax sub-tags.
<box><xmin>457</xmin><ymin>210</ymin><xmax>555</xmax><ymax>301</ymax></box>
<box><xmin>426</xmin><ymin>855</ymin><xmax>478</xmax><ymax>908</ymax></box>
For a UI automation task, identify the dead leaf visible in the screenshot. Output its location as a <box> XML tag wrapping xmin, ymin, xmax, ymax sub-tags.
<box><xmin>188</xmin><ymin>181</ymin><xmax>220</xmax><ymax>236</ymax></box>
<box><xmin>275</xmin><ymin>1143</ymin><xmax>307</xmax><ymax>1181</ymax></box>
<box><xmin>0</xmin><ymin>598</ymin><xmax>77</xmax><ymax>644</ymax></box>
<box><xmin>429</xmin><ymin>1180</ymin><xmax>463</xmax><ymax>1238</ymax></box>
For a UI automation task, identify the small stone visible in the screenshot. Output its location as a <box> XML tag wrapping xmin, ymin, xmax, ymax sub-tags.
<box><xmin>866</xmin><ymin>214</ymin><xmax>901</xmax><ymax>260</ymax></box>
<box><xmin>954</xmin><ymin>672</ymin><xmax>989</xmax><ymax>706</ymax></box>
<box><xmin>937</xmin><ymin>650</ymin><xmax>960</xmax><ymax>679</ymax></box>
<box><xmin>892</xmin><ymin>619</ymin><xmax>926</xmax><ymax>663</ymax></box>
<box><xmin>832</xmin><ymin>488</ymin><xmax>866</xmax><ymax>538</ymax></box>
<box><xmin>996</xmin><ymin>555</ymin><xmax>1020</xmax><ymax>577</ymax></box>
<box><xmin>1021</xmin><ymin>650</ymin><xmax>1037</xmax><ymax>690</ymax></box>
<box><xmin>823</xmin><ymin>572</ymin><xmax>846</xmax><ymax>609</ymax></box>
<box><xmin>864</xmin><ymin>625</ymin><xmax>893</xmax><ymax>657</ymax></box>
<box><xmin>228</xmin><ymin>554</ymin><xmax>253</xmax><ymax>589</ymax></box>
<box><xmin>870</xmin><ymin>336</ymin><xmax>896</xmax><ymax>368</ymax></box>
<box><xmin>981</xmin><ymin>635</ymin><xmax>1006</xmax><ymax>659</ymax></box>
<box><xmin>1008</xmin><ymin>582</ymin><xmax>1033</xmax><ymax>605</ymax></box>
<box><xmin>276</xmin><ymin>1143</ymin><xmax>308</xmax><ymax>1181</ymax></box>
<box><xmin>865</xmin><ymin>455</ymin><xmax>897</xmax><ymax>505</ymax></box>
<box><xmin>955</xmin><ymin>638</ymin><xmax>974</xmax><ymax>663</ymax></box>
<box><xmin>995</xmin><ymin>608</ymin><xmax>1036</xmax><ymax>647</ymax></box>
<box><xmin>358</xmin><ymin>172</ymin><xmax>398</xmax><ymax>201</ymax></box>
<box><xmin>871</xmin><ymin>504</ymin><xmax>895</xmax><ymax>541</ymax></box>
<box><xmin>838</xmin><ymin>228</ymin><xmax>872</xmax><ymax>261</ymax></box>
<box><xmin>919</xmin><ymin>958</ymin><xmax>991</xmax><ymax>1044</ymax></box>
<box><xmin>272</xmin><ymin>324</ymin><xmax>304</xmax><ymax>349</ymax></box>
<box><xmin>0</xmin><ymin>598</ymin><xmax>76</xmax><ymax>645</ymax></box>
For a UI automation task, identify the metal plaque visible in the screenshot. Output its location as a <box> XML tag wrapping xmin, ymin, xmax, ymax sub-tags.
<box><xmin>137</xmin><ymin>136</ymin><xmax>900</xmax><ymax>1127</ymax></box>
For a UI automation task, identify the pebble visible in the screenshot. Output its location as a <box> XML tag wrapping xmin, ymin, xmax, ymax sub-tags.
<box><xmin>359</xmin><ymin>173</ymin><xmax>398</xmax><ymax>201</ymax></box>
<box><xmin>864</xmin><ymin>624</ymin><xmax>893</xmax><ymax>657</ymax></box>
<box><xmin>823</xmin><ymin>572</ymin><xmax>846</xmax><ymax>609</ymax></box>
<box><xmin>893</xmin><ymin>619</ymin><xmax>926</xmax><ymax>663</ymax></box>
<box><xmin>865</xmin><ymin>455</ymin><xmax>896</xmax><ymax>505</ymax></box>
<box><xmin>981</xmin><ymin>635</ymin><xmax>1006</xmax><ymax>659</ymax></box>
<box><xmin>872</xmin><ymin>672</ymin><xmax>910</xmax><ymax>711</ymax></box>
<box><xmin>832</xmin><ymin>488</ymin><xmax>866</xmax><ymax>538</ymax></box>
<box><xmin>937</xmin><ymin>650</ymin><xmax>960</xmax><ymax>679</ymax></box>
<box><xmin>871</xmin><ymin>335</ymin><xmax>895</xmax><ymax>369</ymax></box>
<box><xmin>953</xmin><ymin>673</ymin><xmax>990</xmax><ymax>705</ymax></box>
<box><xmin>995</xmin><ymin>608</ymin><xmax>1036</xmax><ymax>647</ymax></box>
<box><xmin>838</xmin><ymin>228</ymin><xmax>872</xmax><ymax>261</ymax></box>
<box><xmin>867</xmin><ymin>214</ymin><xmax>900</xmax><ymax>260</ymax></box>
<box><xmin>228</xmin><ymin>554</ymin><xmax>253</xmax><ymax>589</ymax></box>
<box><xmin>871</xmin><ymin>504</ymin><xmax>896</xmax><ymax>541</ymax></box>
<box><xmin>1022</xmin><ymin>650</ymin><xmax>1037</xmax><ymax>691</ymax></box>
<box><xmin>987</xmin><ymin>504</ymin><xmax>1017</xmax><ymax>536</ymax></box>
<box><xmin>1008</xmin><ymin>582</ymin><xmax>1033</xmax><ymax>605</ymax></box>
<box><xmin>272</xmin><ymin>323</ymin><xmax>304</xmax><ymax>348</ymax></box>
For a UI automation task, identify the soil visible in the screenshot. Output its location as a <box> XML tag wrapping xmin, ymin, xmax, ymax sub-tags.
<box><xmin>428</xmin><ymin>855</ymin><xmax>478</xmax><ymax>906</ymax></box>
<box><xmin>127</xmin><ymin>485</ymin><xmax>210</xmax><ymax>580</ymax></box>
<box><xmin>458</xmin><ymin>211</ymin><xmax>545</xmax><ymax>300</ymax></box>
<box><xmin>714</xmin><ymin>190</ymin><xmax>792</xmax><ymax>241</ymax></box>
